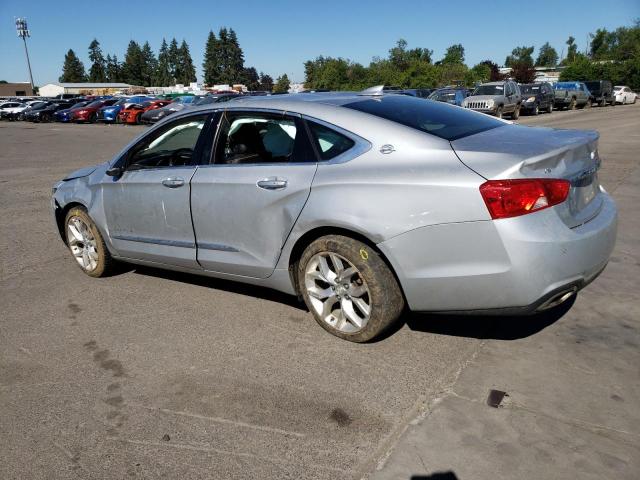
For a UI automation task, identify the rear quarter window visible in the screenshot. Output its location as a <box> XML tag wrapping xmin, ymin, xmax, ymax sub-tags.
<box><xmin>344</xmin><ymin>95</ymin><xmax>504</xmax><ymax>141</ymax></box>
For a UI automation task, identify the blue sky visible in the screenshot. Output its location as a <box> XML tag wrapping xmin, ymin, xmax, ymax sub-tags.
<box><xmin>1</xmin><ymin>0</ymin><xmax>638</xmax><ymax>86</ymax></box>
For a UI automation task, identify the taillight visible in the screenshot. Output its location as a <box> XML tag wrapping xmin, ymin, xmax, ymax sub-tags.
<box><xmin>480</xmin><ymin>179</ymin><xmax>570</xmax><ymax>219</ymax></box>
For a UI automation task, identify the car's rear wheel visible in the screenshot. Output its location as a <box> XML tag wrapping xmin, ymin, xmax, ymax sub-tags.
<box><xmin>64</xmin><ymin>207</ymin><xmax>113</xmax><ymax>277</ymax></box>
<box><xmin>568</xmin><ymin>97</ymin><xmax>576</xmax><ymax>110</ymax></box>
<box><xmin>511</xmin><ymin>104</ymin><xmax>520</xmax><ymax>119</ymax></box>
<box><xmin>547</xmin><ymin>101</ymin><xmax>554</xmax><ymax>113</ymax></box>
<box><xmin>297</xmin><ymin>235</ymin><xmax>404</xmax><ymax>342</ymax></box>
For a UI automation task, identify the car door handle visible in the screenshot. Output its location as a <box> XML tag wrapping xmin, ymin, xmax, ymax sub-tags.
<box><xmin>257</xmin><ymin>177</ymin><xmax>287</xmax><ymax>190</ymax></box>
<box><xmin>162</xmin><ymin>177</ymin><xmax>185</xmax><ymax>188</ymax></box>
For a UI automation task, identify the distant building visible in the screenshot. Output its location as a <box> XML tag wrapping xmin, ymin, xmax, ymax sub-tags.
<box><xmin>38</xmin><ymin>82</ymin><xmax>138</xmax><ymax>97</ymax></box>
<box><xmin>0</xmin><ymin>82</ymin><xmax>34</xmax><ymax>96</ymax></box>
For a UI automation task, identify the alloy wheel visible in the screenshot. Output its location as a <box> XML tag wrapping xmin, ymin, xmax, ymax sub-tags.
<box><xmin>67</xmin><ymin>216</ymin><xmax>99</xmax><ymax>271</ymax></box>
<box><xmin>304</xmin><ymin>252</ymin><xmax>371</xmax><ymax>333</ymax></box>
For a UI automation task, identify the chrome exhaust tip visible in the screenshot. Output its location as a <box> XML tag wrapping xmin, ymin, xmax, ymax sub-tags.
<box><xmin>537</xmin><ymin>286</ymin><xmax>578</xmax><ymax>311</ymax></box>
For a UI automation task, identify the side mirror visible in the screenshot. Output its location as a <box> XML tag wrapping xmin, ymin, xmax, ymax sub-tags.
<box><xmin>106</xmin><ymin>166</ymin><xmax>123</xmax><ymax>177</ymax></box>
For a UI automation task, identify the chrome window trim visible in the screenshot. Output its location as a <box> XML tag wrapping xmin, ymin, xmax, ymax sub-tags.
<box><xmin>301</xmin><ymin>115</ymin><xmax>371</xmax><ymax>165</ymax></box>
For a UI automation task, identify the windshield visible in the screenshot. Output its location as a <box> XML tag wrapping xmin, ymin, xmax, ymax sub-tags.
<box><xmin>555</xmin><ymin>82</ymin><xmax>578</xmax><ymax>90</ymax></box>
<box><xmin>343</xmin><ymin>95</ymin><xmax>504</xmax><ymax>141</ymax></box>
<box><xmin>29</xmin><ymin>102</ymin><xmax>47</xmax><ymax>109</ymax></box>
<box><xmin>584</xmin><ymin>81</ymin><xmax>600</xmax><ymax>89</ymax></box>
<box><xmin>429</xmin><ymin>90</ymin><xmax>457</xmax><ymax>103</ymax></box>
<box><xmin>194</xmin><ymin>96</ymin><xmax>217</xmax><ymax>105</ymax></box>
<box><xmin>87</xmin><ymin>101</ymin><xmax>103</xmax><ymax>108</ymax></box>
<box><xmin>520</xmin><ymin>85</ymin><xmax>540</xmax><ymax>94</ymax></box>
<box><xmin>472</xmin><ymin>85</ymin><xmax>504</xmax><ymax>96</ymax></box>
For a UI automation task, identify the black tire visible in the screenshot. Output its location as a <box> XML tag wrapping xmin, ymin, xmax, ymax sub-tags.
<box><xmin>495</xmin><ymin>106</ymin><xmax>503</xmax><ymax>119</ymax></box>
<box><xmin>568</xmin><ymin>97</ymin><xmax>576</xmax><ymax>110</ymax></box>
<box><xmin>296</xmin><ymin>235</ymin><xmax>404</xmax><ymax>342</ymax></box>
<box><xmin>600</xmin><ymin>97</ymin><xmax>607</xmax><ymax>107</ymax></box>
<box><xmin>64</xmin><ymin>206</ymin><xmax>114</xmax><ymax>278</ymax></box>
<box><xmin>510</xmin><ymin>104</ymin><xmax>520</xmax><ymax>120</ymax></box>
<box><xmin>135</xmin><ymin>112</ymin><xmax>142</xmax><ymax>125</ymax></box>
<box><xmin>89</xmin><ymin>113</ymin><xmax>97</xmax><ymax>123</ymax></box>
<box><xmin>547</xmin><ymin>101</ymin><xmax>554</xmax><ymax>113</ymax></box>
<box><xmin>532</xmin><ymin>103</ymin><xmax>539</xmax><ymax>116</ymax></box>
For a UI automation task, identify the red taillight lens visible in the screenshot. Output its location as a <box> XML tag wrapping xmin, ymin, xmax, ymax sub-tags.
<box><xmin>479</xmin><ymin>179</ymin><xmax>570</xmax><ymax>219</ymax></box>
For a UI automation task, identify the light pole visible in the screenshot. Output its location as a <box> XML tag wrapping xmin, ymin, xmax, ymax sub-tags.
<box><xmin>15</xmin><ymin>18</ymin><xmax>35</xmax><ymax>92</ymax></box>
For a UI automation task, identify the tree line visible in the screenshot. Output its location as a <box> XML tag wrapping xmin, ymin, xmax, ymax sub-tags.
<box><xmin>59</xmin><ymin>28</ymin><xmax>290</xmax><ymax>92</ymax></box>
<box><xmin>304</xmin><ymin>21</ymin><xmax>640</xmax><ymax>90</ymax></box>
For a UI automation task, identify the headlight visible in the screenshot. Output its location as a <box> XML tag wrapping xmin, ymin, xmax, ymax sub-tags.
<box><xmin>486</xmin><ymin>99</ymin><xmax>494</xmax><ymax>108</ymax></box>
<box><xmin>77</xmin><ymin>110</ymin><xmax>88</xmax><ymax>114</ymax></box>
<box><xmin>526</xmin><ymin>96</ymin><xmax>536</xmax><ymax>102</ymax></box>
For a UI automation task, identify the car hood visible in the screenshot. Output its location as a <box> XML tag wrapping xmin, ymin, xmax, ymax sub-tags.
<box><xmin>451</xmin><ymin>124</ymin><xmax>598</xmax><ymax>179</ymax></box>
<box><xmin>63</xmin><ymin>165</ymin><xmax>99</xmax><ymax>181</ymax></box>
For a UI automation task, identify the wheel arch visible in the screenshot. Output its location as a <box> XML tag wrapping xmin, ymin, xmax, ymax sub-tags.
<box><xmin>286</xmin><ymin>226</ymin><xmax>406</xmax><ymax>302</ymax></box>
<box><xmin>54</xmin><ymin>201</ymin><xmax>87</xmax><ymax>242</ymax></box>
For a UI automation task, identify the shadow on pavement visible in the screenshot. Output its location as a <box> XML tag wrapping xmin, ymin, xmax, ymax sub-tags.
<box><xmin>131</xmin><ymin>265</ymin><xmax>306</xmax><ymax>310</ymax></box>
<box><xmin>401</xmin><ymin>295</ymin><xmax>575</xmax><ymax>340</ymax></box>
<box><xmin>411</xmin><ymin>472</ymin><xmax>459</xmax><ymax>479</ymax></box>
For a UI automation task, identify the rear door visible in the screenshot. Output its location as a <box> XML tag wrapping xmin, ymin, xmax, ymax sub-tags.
<box><xmin>190</xmin><ymin>110</ymin><xmax>317</xmax><ymax>278</ymax></box>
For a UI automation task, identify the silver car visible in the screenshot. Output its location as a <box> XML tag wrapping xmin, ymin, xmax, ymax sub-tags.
<box><xmin>52</xmin><ymin>89</ymin><xmax>617</xmax><ymax>342</ymax></box>
<box><xmin>463</xmin><ymin>80</ymin><xmax>522</xmax><ymax>119</ymax></box>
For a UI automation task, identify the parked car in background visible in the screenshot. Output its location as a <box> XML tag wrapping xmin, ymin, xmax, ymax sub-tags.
<box><xmin>554</xmin><ymin>82</ymin><xmax>591</xmax><ymax>110</ymax></box>
<box><xmin>14</xmin><ymin>101</ymin><xmax>52</xmax><ymax>121</ymax></box>
<box><xmin>463</xmin><ymin>80</ymin><xmax>522</xmax><ymax>118</ymax></box>
<box><xmin>51</xmin><ymin>91</ymin><xmax>617</xmax><ymax>342</ymax></box>
<box><xmin>0</xmin><ymin>101</ymin><xmax>24</xmax><ymax>114</ymax></box>
<box><xmin>141</xmin><ymin>93</ymin><xmax>239</xmax><ymax>123</ymax></box>
<box><xmin>428</xmin><ymin>88</ymin><xmax>470</xmax><ymax>106</ymax></box>
<box><xmin>584</xmin><ymin>80</ymin><xmax>614</xmax><ymax>107</ymax></box>
<box><xmin>71</xmin><ymin>99</ymin><xmax>119</xmax><ymax>123</ymax></box>
<box><xmin>24</xmin><ymin>101</ymin><xmax>74</xmax><ymax>122</ymax></box>
<box><xmin>54</xmin><ymin>101</ymin><xmax>92</xmax><ymax>122</ymax></box>
<box><xmin>96</xmin><ymin>98</ymin><xmax>130</xmax><ymax>123</ymax></box>
<box><xmin>613</xmin><ymin>85</ymin><xmax>637</xmax><ymax>104</ymax></box>
<box><xmin>118</xmin><ymin>99</ymin><xmax>173</xmax><ymax>124</ymax></box>
<box><xmin>0</xmin><ymin>100</ymin><xmax>41</xmax><ymax>120</ymax></box>
<box><xmin>400</xmin><ymin>88</ymin><xmax>436</xmax><ymax>98</ymax></box>
<box><xmin>519</xmin><ymin>82</ymin><xmax>555</xmax><ymax>115</ymax></box>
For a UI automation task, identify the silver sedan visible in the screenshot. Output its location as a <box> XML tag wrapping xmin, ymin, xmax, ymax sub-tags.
<box><xmin>51</xmin><ymin>89</ymin><xmax>617</xmax><ymax>342</ymax></box>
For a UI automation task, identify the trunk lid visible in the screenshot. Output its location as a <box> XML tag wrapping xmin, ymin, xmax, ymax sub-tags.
<box><xmin>451</xmin><ymin>124</ymin><xmax>602</xmax><ymax>228</ymax></box>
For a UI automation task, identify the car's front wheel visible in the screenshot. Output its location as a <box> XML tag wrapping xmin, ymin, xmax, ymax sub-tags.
<box><xmin>297</xmin><ymin>235</ymin><xmax>404</xmax><ymax>342</ymax></box>
<box><xmin>64</xmin><ymin>207</ymin><xmax>113</xmax><ymax>277</ymax></box>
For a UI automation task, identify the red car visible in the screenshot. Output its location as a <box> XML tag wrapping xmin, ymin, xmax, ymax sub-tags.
<box><xmin>118</xmin><ymin>100</ymin><xmax>172</xmax><ymax>125</ymax></box>
<box><xmin>71</xmin><ymin>99</ymin><xmax>118</xmax><ymax>123</ymax></box>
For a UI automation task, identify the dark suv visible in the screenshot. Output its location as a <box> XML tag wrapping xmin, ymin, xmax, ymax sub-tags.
<box><xmin>584</xmin><ymin>80</ymin><xmax>614</xmax><ymax>107</ymax></box>
<box><xmin>519</xmin><ymin>82</ymin><xmax>555</xmax><ymax>115</ymax></box>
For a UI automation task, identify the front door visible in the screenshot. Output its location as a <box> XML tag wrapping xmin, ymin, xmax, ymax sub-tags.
<box><xmin>190</xmin><ymin>111</ymin><xmax>317</xmax><ymax>278</ymax></box>
<box><xmin>103</xmin><ymin>114</ymin><xmax>209</xmax><ymax>268</ymax></box>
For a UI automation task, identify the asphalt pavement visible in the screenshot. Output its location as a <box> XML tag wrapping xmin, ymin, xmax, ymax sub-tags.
<box><xmin>1</xmin><ymin>103</ymin><xmax>638</xmax><ymax>479</ymax></box>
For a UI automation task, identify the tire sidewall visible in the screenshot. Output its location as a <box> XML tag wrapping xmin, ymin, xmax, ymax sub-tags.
<box><xmin>296</xmin><ymin>235</ymin><xmax>404</xmax><ymax>342</ymax></box>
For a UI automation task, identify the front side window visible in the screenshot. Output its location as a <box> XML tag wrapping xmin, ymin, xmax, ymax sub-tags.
<box><xmin>308</xmin><ymin>121</ymin><xmax>355</xmax><ymax>160</ymax></box>
<box><xmin>214</xmin><ymin>113</ymin><xmax>300</xmax><ymax>165</ymax></box>
<box><xmin>126</xmin><ymin>115</ymin><xmax>207</xmax><ymax>170</ymax></box>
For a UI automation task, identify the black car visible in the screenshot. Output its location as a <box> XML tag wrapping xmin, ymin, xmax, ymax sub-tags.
<box><xmin>5</xmin><ymin>101</ymin><xmax>51</xmax><ymax>121</ymax></box>
<box><xmin>584</xmin><ymin>80</ymin><xmax>614</xmax><ymax>107</ymax></box>
<box><xmin>519</xmin><ymin>82</ymin><xmax>555</xmax><ymax>115</ymax></box>
<box><xmin>24</xmin><ymin>101</ymin><xmax>74</xmax><ymax>122</ymax></box>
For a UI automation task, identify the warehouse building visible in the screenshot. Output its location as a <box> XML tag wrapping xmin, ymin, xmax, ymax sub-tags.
<box><xmin>38</xmin><ymin>82</ymin><xmax>142</xmax><ymax>97</ymax></box>
<box><xmin>0</xmin><ymin>82</ymin><xmax>34</xmax><ymax>96</ymax></box>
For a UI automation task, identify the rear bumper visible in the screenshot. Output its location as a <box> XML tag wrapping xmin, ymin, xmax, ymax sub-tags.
<box><xmin>378</xmin><ymin>192</ymin><xmax>617</xmax><ymax>313</ymax></box>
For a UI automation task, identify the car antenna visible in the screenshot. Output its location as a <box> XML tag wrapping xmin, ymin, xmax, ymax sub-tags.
<box><xmin>358</xmin><ymin>85</ymin><xmax>385</xmax><ymax>96</ymax></box>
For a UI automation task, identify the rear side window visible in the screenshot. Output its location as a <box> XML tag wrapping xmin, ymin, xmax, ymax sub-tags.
<box><xmin>307</xmin><ymin>121</ymin><xmax>355</xmax><ymax>160</ymax></box>
<box><xmin>344</xmin><ymin>95</ymin><xmax>504</xmax><ymax>141</ymax></box>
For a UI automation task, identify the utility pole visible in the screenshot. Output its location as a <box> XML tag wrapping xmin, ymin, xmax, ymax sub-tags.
<box><xmin>15</xmin><ymin>18</ymin><xmax>35</xmax><ymax>92</ymax></box>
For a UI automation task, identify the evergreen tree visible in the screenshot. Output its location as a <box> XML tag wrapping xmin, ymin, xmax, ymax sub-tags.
<box><xmin>175</xmin><ymin>40</ymin><xmax>196</xmax><ymax>85</ymax></box>
<box><xmin>564</xmin><ymin>36</ymin><xmax>578</xmax><ymax>64</ymax></box>
<box><xmin>59</xmin><ymin>49</ymin><xmax>86</xmax><ymax>82</ymax></box>
<box><xmin>273</xmin><ymin>74</ymin><xmax>290</xmax><ymax>93</ymax></box>
<box><xmin>123</xmin><ymin>40</ymin><xmax>144</xmax><ymax>85</ymax></box>
<box><xmin>168</xmin><ymin>38</ymin><xmax>180</xmax><ymax>84</ymax></box>
<box><xmin>140</xmin><ymin>41</ymin><xmax>158</xmax><ymax>86</ymax></box>
<box><xmin>243</xmin><ymin>67</ymin><xmax>260</xmax><ymax>90</ymax></box>
<box><xmin>227</xmin><ymin>28</ymin><xmax>245</xmax><ymax>83</ymax></box>
<box><xmin>203</xmin><ymin>30</ymin><xmax>222</xmax><ymax>85</ymax></box>
<box><xmin>216</xmin><ymin>28</ymin><xmax>231</xmax><ymax>83</ymax></box>
<box><xmin>536</xmin><ymin>42</ymin><xmax>559</xmax><ymax>67</ymax></box>
<box><xmin>259</xmin><ymin>72</ymin><xmax>274</xmax><ymax>91</ymax></box>
<box><xmin>88</xmin><ymin>39</ymin><xmax>106</xmax><ymax>82</ymax></box>
<box><xmin>154</xmin><ymin>39</ymin><xmax>173</xmax><ymax>86</ymax></box>
<box><xmin>105</xmin><ymin>54</ymin><xmax>123</xmax><ymax>82</ymax></box>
